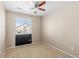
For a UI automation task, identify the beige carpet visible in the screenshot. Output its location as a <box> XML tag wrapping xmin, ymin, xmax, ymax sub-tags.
<box><xmin>4</xmin><ymin>44</ymin><xmax>71</xmax><ymax>58</ymax></box>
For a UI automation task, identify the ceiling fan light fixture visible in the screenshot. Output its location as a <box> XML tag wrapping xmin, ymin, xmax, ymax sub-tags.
<box><xmin>34</xmin><ymin>11</ymin><xmax>37</xmax><ymax>14</ymax></box>
<box><xmin>29</xmin><ymin>1</ymin><xmax>46</xmax><ymax>14</ymax></box>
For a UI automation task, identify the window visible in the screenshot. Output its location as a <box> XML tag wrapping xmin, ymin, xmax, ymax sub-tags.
<box><xmin>16</xmin><ymin>17</ymin><xmax>32</xmax><ymax>34</ymax></box>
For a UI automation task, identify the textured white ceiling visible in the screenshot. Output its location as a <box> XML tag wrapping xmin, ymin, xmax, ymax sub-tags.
<box><xmin>2</xmin><ymin>1</ymin><xmax>79</xmax><ymax>16</ymax></box>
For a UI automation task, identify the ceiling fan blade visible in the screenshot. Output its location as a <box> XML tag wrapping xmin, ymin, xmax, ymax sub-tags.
<box><xmin>38</xmin><ymin>8</ymin><xmax>45</xmax><ymax>11</ymax></box>
<box><xmin>39</xmin><ymin>1</ymin><xmax>46</xmax><ymax>7</ymax></box>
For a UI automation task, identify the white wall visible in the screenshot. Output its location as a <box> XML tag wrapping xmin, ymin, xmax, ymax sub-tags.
<box><xmin>0</xmin><ymin>2</ymin><xmax>6</xmax><ymax>57</ymax></box>
<box><xmin>42</xmin><ymin>4</ymin><xmax>79</xmax><ymax>57</ymax></box>
<box><xmin>6</xmin><ymin>11</ymin><xmax>41</xmax><ymax>48</ymax></box>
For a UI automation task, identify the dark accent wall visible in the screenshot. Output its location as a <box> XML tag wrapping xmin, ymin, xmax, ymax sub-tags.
<box><xmin>16</xmin><ymin>34</ymin><xmax>32</xmax><ymax>46</ymax></box>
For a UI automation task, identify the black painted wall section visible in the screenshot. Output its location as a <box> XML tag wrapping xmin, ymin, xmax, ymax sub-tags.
<box><xmin>16</xmin><ymin>34</ymin><xmax>32</xmax><ymax>46</ymax></box>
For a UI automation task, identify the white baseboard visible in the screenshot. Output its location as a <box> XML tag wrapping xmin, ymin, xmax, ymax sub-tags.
<box><xmin>5</xmin><ymin>41</ymin><xmax>76</xmax><ymax>58</ymax></box>
<box><xmin>32</xmin><ymin>41</ymin><xmax>41</xmax><ymax>45</ymax></box>
<box><xmin>0</xmin><ymin>50</ymin><xmax>5</xmax><ymax>58</ymax></box>
<box><xmin>6</xmin><ymin>41</ymin><xmax>40</xmax><ymax>50</ymax></box>
<box><xmin>42</xmin><ymin>42</ymin><xmax>78</xmax><ymax>58</ymax></box>
<box><xmin>6</xmin><ymin>46</ymin><xmax>15</xmax><ymax>50</ymax></box>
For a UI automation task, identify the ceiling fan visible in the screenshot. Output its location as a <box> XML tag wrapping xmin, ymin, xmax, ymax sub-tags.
<box><xmin>30</xmin><ymin>1</ymin><xmax>46</xmax><ymax>14</ymax></box>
